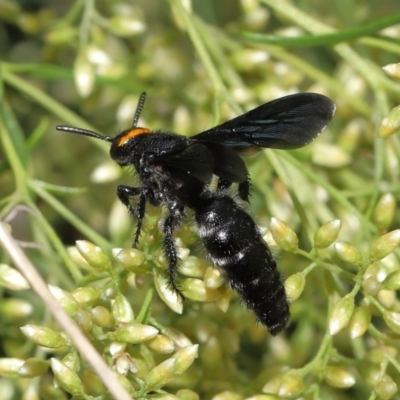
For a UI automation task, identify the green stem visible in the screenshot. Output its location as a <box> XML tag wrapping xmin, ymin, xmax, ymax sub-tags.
<box><xmin>265</xmin><ymin>150</ymin><xmax>313</xmax><ymax>245</ymax></box>
<box><xmin>259</xmin><ymin>0</ymin><xmax>400</xmax><ymax>94</ymax></box>
<box><xmin>0</xmin><ymin>114</ymin><xmax>28</xmax><ymax>196</ymax></box>
<box><xmin>79</xmin><ymin>0</ymin><xmax>95</xmax><ymax>44</ymax></box>
<box><xmin>29</xmin><ymin>180</ymin><xmax>112</xmax><ymax>251</ymax></box>
<box><xmin>169</xmin><ymin>0</ymin><xmax>239</xmax><ymax>116</ymax></box>
<box><xmin>243</xmin><ymin>13</ymin><xmax>400</xmax><ymax>47</ymax></box>
<box><xmin>364</xmin><ymin>90</ymin><xmax>389</xmax><ymax>220</ymax></box>
<box><xmin>136</xmin><ymin>287</ymin><xmax>154</xmax><ymax>324</ymax></box>
<box><xmin>2</xmin><ymin>67</ymin><xmax>109</xmax><ymax>153</ymax></box>
<box><xmin>278</xmin><ymin>152</ymin><xmax>375</xmax><ymax>232</ymax></box>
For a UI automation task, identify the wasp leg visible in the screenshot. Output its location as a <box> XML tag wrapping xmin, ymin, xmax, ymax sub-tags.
<box><xmin>162</xmin><ymin>205</ymin><xmax>185</xmax><ymax>299</ymax></box>
<box><xmin>217</xmin><ymin>176</ymin><xmax>252</xmax><ymax>202</ymax></box>
<box><xmin>116</xmin><ymin>185</ymin><xmax>147</xmax><ymax>247</ymax></box>
<box><xmin>238</xmin><ymin>175</ymin><xmax>252</xmax><ymax>202</ymax></box>
<box><xmin>216</xmin><ymin>178</ymin><xmax>232</xmax><ymax>195</ymax></box>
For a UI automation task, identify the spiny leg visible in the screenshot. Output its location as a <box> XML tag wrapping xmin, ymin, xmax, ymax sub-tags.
<box><xmin>162</xmin><ymin>205</ymin><xmax>185</xmax><ymax>299</ymax></box>
<box><xmin>217</xmin><ymin>176</ymin><xmax>252</xmax><ymax>202</ymax></box>
<box><xmin>116</xmin><ymin>185</ymin><xmax>147</xmax><ymax>247</ymax></box>
<box><xmin>132</xmin><ymin>192</ymin><xmax>146</xmax><ymax>247</ymax></box>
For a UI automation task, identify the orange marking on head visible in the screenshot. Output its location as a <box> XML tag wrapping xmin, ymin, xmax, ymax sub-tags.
<box><xmin>118</xmin><ymin>128</ymin><xmax>151</xmax><ymax>147</ymax></box>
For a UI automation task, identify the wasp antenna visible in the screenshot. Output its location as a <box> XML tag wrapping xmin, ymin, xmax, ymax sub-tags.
<box><xmin>56</xmin><ymin>126</ymin><xmax>113</xmax><ymax>142</ymax></box>
<box><xmin>132</xmin><ymin>92</ymin><xmax>147</xmax><ymax>128</ymax></box>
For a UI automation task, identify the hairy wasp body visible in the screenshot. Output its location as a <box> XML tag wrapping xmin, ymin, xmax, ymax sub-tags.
<box><xmin>58</xmin><ymin>92</ymin><xmax>335</xmax><ymax>335</ymax></box>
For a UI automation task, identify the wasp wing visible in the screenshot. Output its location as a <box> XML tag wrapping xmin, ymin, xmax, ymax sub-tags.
<box><xmin>197</xmin><ymin>142</ymin><xmax>247</xmax><ymax>183</ymax></box>
<box><xmin>192</xmin><ymin>93</ymin><xmax>335</xmax><ymax>154</ymax></box>
<box><xmin>157</xmin><ymin>142</ymin><xmax>215</xmax><ymax>183</ymax></box>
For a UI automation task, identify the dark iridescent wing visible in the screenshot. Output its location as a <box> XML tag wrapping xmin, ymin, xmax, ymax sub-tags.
<box><xmin>197</xmin><ymin>142</ymin><xmax>247</xmax><ymax>183</ymax></box>
<box><xmin>192</xmin><ymin>93</ymin><xmax>335</xmax><ymax>154</ymax></box>
<box><xmin>157</xmin><ymin>143</ymin><xmax>215</xmax><ymax>183</ymax></box>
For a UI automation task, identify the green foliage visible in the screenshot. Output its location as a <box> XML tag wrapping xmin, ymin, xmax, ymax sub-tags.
<box><xmin>1</xmin><ymin>1</ymin><xmax>400</xmax><ymax>399</ymax></box>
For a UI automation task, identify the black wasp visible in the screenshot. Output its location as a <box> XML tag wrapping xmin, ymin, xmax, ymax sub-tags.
<box><xmin>57</xmin><ymin>92</ymin><xmax>335</xmax><ymax>335</ymax></box>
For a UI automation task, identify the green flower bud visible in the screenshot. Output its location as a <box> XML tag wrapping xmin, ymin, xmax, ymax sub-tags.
<box><xmin>379</xmin><ymin>105</ymin><xmax>400</xmax><ymax>138</ymax></box>
<box><xmin>73</xmin><ymin>309</ymin><xmax>93</xmax><ymax>332</ymax></box>
<box><xmin>204</xmin><ymin>267</ymin><xmax>224</xmax><ymax>289</ymax></box>
<box><xmin>215</xmin><ymin>285</ymin><xmax>231</xmax><ymax>313</ymax></box>
<box><xmin>372</xmin><ymin>193</ymin><xmax>396</xmax><ymax>230</ymax></box>
<box><xmin>114</xmin><ymin>353</ymin><xmax>138</xmax><ymax>375</ymax></box>
<box><xmin>154</xmin><ymin>269</ymin><xmax>183</xmax><ymax>314</ymax></box>
<box><xmin>382</xmin><ymin>62</ymin><xmax>400</xmax><ymax>79</ymax></box>
<box><xmin>45</xmin><ymin>26</ymin><xmax>76</xmax><ymax>44</ymax></box>
<box><xmin>278</xmin><ymin>372</ymin><xmax>304</xmax><ymax>398</ymax></box>
<box><xmin>179</xmin><ymin>256</ymin><xmax>208</xmax><ymax>278</ymax></box>
<box><xmin>362</xmin><ymin>276</ymin><xmax>382</xmax><ymax>296</ymax></box>
<box><xmin>91</xmin><ymin>306</ymin><xmax>115</xmax><ymax>328</ymax></box>
<box><xmin>314</xmin><ymin>220</ymin><xmax>341</xmax><ymax>249</ymax></box>
<box><xmin>109</xmin><ymin>323</ymin><xmax>158</xmax><ymax>343</ymax></box>
<box><xmin>263</xmin><ymin>371</ymin><xmax>304</xmax><ymax>397</ymax></box>
<box><xmin>334</xmin><ymin>242</ymin><xmax>363</xmax><ymax>267</ymax></box>
<box><xmin>366</xmin><ymin>348</ymin><xmax>384</xmax><ymax>364</ymax></box>
<box><xmin>379</xmin><ymin>289</ymin><xmax>396</xmax><ymax>309</ymax></box>
<box><xmin>144</xmin><ymin>358</ymin><xmax>176</xmax><ymax>391</ymax></box>
<box><xmin>67</xmin><ymin>246</ymin><xmax>91</xmax><ymax>270</ymax></box>
<box><xmin>91</xmin><ymin>162</ymin><xmax>121</xmax><ymax>184</ymax></box>
<box><xmin>48</xmin><ymin>285</ymin><xmax>80</xmax><ymax>316</ymax></box>
<box><xmin>111</xmin><ymin>293</ymin><xmax>134</xmax><ymax>324</ymax></box>
<box><xmin>75</xmin><ymin>240</ymin><xmax>111</xmax><ymax>270</ymax></box>
<box><xmin>20</xmin><ymin>325</ymin><xmax>69</xmax><ymax>348</ymax></box>
<box><xmin>146</xmin><ymin>334</ymin><xmax>175</xmax><ymax>354</ymax></box>
<box><xmin>376</xmin><ymin>374</ymin><xmax>398</xmax><ymax>400</ymax></box>
<box><xmin>172</xmin><ymin>344</ymin><xmax>198</xmax><ymax>375</ymax></box>
<box><xmin>0</xmin><ymin>298</ymin><xmax>33</xmax><ymax>319</ymax></box>
<box><xmin>284</xmin><ymin>273</ymin><xmax>305</xmax><ymax>302</ymax></box>
<box><xmin>329</xmin><ymin>295</ymin><xmax>355</xmax><ymax>335</ymax></box>
<box><xmin>269</xmin><ymin>218</ymin><xmax>298</xmax><ymax>253</ymax></box>
<box><xmin>370</xmin><ymin>230</ymin><xmax>400</xmax><ymax>262</ymax></box>
<box><xmin>0</xmin><ymin>263</ymin><xmax>29</xmax><ymax>290</ymax></box>
<box><xmin>358</xmin><ymin>363</ymin><xmax>380</xmax><ymax>386</ymax></box>
<box><xmin>51</xmin><ymin>358</ymin><xmax>84</xmax><ymax>396</ymax></box>
<box><xmin>160</xmin><ymin>327</ymin><xmax>192</xmax><ymax>349</ymax></box>
<box><xmin>18</xmin><ymin>357</ymin><xmax>49</xmax><ymax>377</ymax></box>
<box><xmin>349</xmin><ymin>306</ymin><xmax>371</xmax><ymax>339</ymax></box>
<box><xmin>71</xmin><ymin>286</ymin><xmax>101</xmax><ymax>307</ymax></box>
<box><xmin>0</xmin><ymin>358</ymin><xmax>25</xmax><ymax>378</ymax></box>
<box><xmin>312</xmin><ymin>142</ymin><xmax>351</xmax><ymax>168</ymax></box>
<box><xmin>323</xmin><ymin>366</ymin><xmax>356</xmax><ymax>388</ymax></box>
<box><xmin>262</xmin><ymin>373</ymin><xmax>281</xmax><ymax>395</ymax></box>
<box><xmin>108</xmin><ymin>15</ymin><xmax>146</xmax><ymax>37</ymax></box>
<box><xmin>62</xmin><ymin>352</ymin><xmax>80</xmax><ymax>371</ymax></box>
<box><xmin>175</xmin><ymin>389</ymin><xmax>200</xmax><ymax>400</ymax></box>
<box><xmin>115</xmin><ymin>371</ymin><xmax>135</xmax><ymax>391</ymax></box>
<box><xmin>74</xmin><ymin>48</ymin><xmax>95</xmax><ymax>98</ymax></box>
<box><xmin>383</xmin><ymin>311</ymin><xmax>400</xmax><ymax>334</ymax></box>
<box><xmin>82</xmin><ymin>370</ymin><xmax>106</xmax><ymax>396</ymax></box>
<box><xmin>231</xmin><ymin>49</ymin><xmax>269</xmax><ymax>72</ymax></box>
<box><xmin>114</xmin><ymin>248</ymin><xmax>148</xmax><ymax>273</ymax></box>
<box><xmin>109</xmin><ymin>341</ymin><xmax>127</xmax><ymax>357</ymax></box>
<box><xmin>337</xmin><ymin>119</ymin><xmax>362</xmax><ymax>153</ymax></box>
<box><xmin>383</xmin><ymin>270</ymin><xmax>400</xmax><ymax>291</ymax></box>
<box><xmin>181</xmin><ymin>278</ymin><xmax>220</xmax><ymax>302</ymax></box>
<box><xmin>104</xmin><ymin>286</ymin><xmax>116</xmax><ymax>299</ymax></box>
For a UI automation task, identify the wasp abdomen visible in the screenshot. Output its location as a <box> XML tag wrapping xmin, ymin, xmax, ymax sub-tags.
<box><xmin>195</xmin><ymin>196</ymin><xmax>290</xmax><ymax>335</ymax></box>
